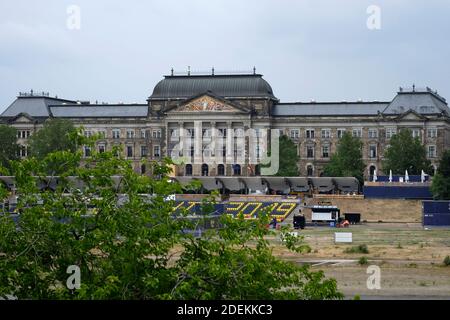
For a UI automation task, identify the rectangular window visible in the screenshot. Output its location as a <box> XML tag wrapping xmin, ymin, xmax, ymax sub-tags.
<box><xmin>202</xmin><ymin>128</ymin><xmax>211</xmax><ymax>138</ymax></box>
<box><xmin>153</xmin><ymin>145</ymin><xmax>160</xmax><ymax>157</ymax></box>
<box><xmin>141</xmin><ymin>146</ymin><xmax>148</xmax><ymax>157</ymax></box>
<box><xmin>428</xmin><ymin>145</ymin><xmax>436</xmax><ymax>158</ymax></box>
<box><xmin>140</xmin><ymin>129</ymin><xmax>148</xmax><ymax>139</ymax></box>
<box><xmin>386</xmin><ymin>127</ymin><xmax>396</xmax><ymax>139</ymax></box>
<box><xmin>306</xmin><ymin>129</ymin><xmax>315</xmax><ymax>139</ymax></box>
<box><xmin>322</xmin><ymin>145</ymin><xmax>330</xmax><ymax>158</ymax></box>
<box><xmin>352</xmin><ymin>128</ymin><xmax>362</xmax><ymax>138</ymax></box>
<box><xmin>17</xmin><ymin>130</ymin><xmax>31</xmax><ymax>139</ymax></box>
<box><xmin>427</xmin><ymin>128</ymin><xmax>437</xmax><ymax>138</ymax></box>
<box><xmin>290</xmin><ymin>129</ymin><xmax>300</xmax><ymax>139</ymax></box>
<box><xmin>186</xmin><ymin>129</ymin><xmax>195</xmax><ymax>138</ymax></box>
<box><xmin>307</xmin><ymin>146</ymin><xmax>314</xmax><ymax>158</ymax></box>
<box><xmin>84</xmin><ymin>146</ymin><xmax>91</xmax><ymax>158</ymax></box>
<box><xmin>98</xmin><ymin>145</ymin><xmax>105</xmax><ymax>153</ymax></box>
<box><xmin>368</xmin><ymin>129</ymin><xmax>378</xmax><ymax>139</ymax></box>
<box><xmin>369</xmin><ymin>145</ymin><xmax>377</xmax><ymax>158</ymax></box>
<box><xmin>152</xmin><ymin>129</ymin><xmax>162</xmax><ymax>139</ymax></box>
<box><xmin>84</xmin><ymin>130</ymin><xmax>92</xmax><ymax>138</ymax></box>
<box><xmin>218</xmin><ymin>128</ymin><xmax>227</xmax><ymax>138</ymax></box>
<box><xmin>126</xmin><ymin>146</ymin><xmax>133</xmax><ymax>158</ymax></box>
<box><xmin>412</xmin><ymin>129</ymin><xmax>421</xmax><ymax>139</ymax></box>
<box><xmin>321</xmin><ymin>129</ymin><xmax>331</xmax><ymax>139</ymax></box>
<box><xmin>126</xmin><ymin>130</ymin><xmax>135</xmax><ymax>139</ymax></box>
<box><xmin>112</xmin><ymin>129</ymin><xmax>121</xmax><ymax>139</ymax></box>
<box><xmin>19</xmin><ymin>145</ymin><xmax>28</xmax><ymax>157</ymax></box>
<box><xmin>337</xmin><ymin>129</ymin><xmax>346</xmax><ymax>139</ymax></box>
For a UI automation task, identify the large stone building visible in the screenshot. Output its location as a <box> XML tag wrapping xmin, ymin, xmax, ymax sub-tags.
<box><xmin>1</xmin><ymin>70</ymin><xmax>449</xmax><ymax>178</ymax></box>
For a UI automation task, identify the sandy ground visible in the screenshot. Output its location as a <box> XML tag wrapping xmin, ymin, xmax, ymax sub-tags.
<box><xmin>269</xmin><ymin>223</ymin><xmax>450</xmax><ymax>299</ymax></box>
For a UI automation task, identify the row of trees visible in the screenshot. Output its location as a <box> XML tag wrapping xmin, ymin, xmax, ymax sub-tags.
<box><xmin>0</xmin><ymin>119</ymin><xmax>77</xmax><ymax>172</ymax></box>
<box><xmin>277</xmin><ymin>130</ymin><xmax>449</xmax><ymax>199</ymax></box>
<box><xmin>1</xmin><ymin>120</ymin><xmax>449</xmax><ymax>199</ymax></box>
<box><xmin>0</xmin><ymin>124</ymin><xmax>342</xmax><ymax>300</ymax></box>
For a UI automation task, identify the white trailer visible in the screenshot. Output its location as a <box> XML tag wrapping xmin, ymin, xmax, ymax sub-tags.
<box><xmin>311</xmin><ymin>205</ymin><xmax>340</xmax><ymax>223</ymax></box>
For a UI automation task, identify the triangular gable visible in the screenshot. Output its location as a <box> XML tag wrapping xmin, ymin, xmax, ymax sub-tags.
<box><xmin>8</xmin><ymin>112</ymin><xmax>35</xmax><ymax>123</ymax></box>
<box><xmin>166</xmin><ymin>92</ymin><xmax>249</xmax><ymax>113</ymax></box>
<box><xmin>394</xmin><ymin>109</ymin><xmax>428</xmax><ymax>121</ymax></box>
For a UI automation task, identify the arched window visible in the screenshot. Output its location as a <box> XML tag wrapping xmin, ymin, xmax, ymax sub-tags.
<box><xmin>141</xmin><ymin>164</ymin><xmax>146</xmax><ymax>175</ymax></box>
<box><xmin>307</xmin><ymin>165</ymin><xmax>314</xmax><ymax>177</ymax></box>
<box><xmin>233</xmin><ymin>164</ymin><xmax>241</xmax><ymax>176</ymax></box>
<box><xmin>217</xmin><ymin>164</ymin><xmax>225</xmax><ymax>176</ymax></box>
<box><xmin>369</xmin><ymin>165</ymin><xmax>376</xmax><ymax>180</ymax></box>
<box><xmin>185</xmin><ymin>164</ymin><xmax>193</xmax><ymax>176</ymax></box>
<box><xmin>201</xmin><ymin>164</ymin><xmax>209</xmax><ymax>176</ymax></box>
<box><xmin>255</xmin><ymin>164</ymin><xmax>261</xmax><ymax>176</ymax></box>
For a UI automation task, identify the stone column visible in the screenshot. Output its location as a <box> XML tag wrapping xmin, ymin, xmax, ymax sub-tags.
<box><xmin>226</xmin><ymin>121</ymin><xmax>233</xmax><ymax>166</ymax></box>
<box><xmin>194</xmin><ymin>121</ymin><xmax>202</xmax><ymax>165</ymax></box>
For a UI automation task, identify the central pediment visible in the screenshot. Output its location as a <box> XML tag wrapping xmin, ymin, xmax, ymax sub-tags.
<box><xmin>167</xmin><ymin>92</ymin><xmax>249</xmax><ymax>113</ymax></box>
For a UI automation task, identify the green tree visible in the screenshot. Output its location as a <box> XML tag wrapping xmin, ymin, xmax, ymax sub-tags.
<box><xmin>0</xmin><ymin>134</ymin><xmax>342</xmax><ymax>300</ymax></box>
<box><xmin>431</xmin><ymin>150</ymin><xmax>450</xmax><ymax>200</ymax></box>
<box><xmin>323</xmin><ymin>132</ymin><xmax>365</xmax><ymax>183</ymax></box>
<box><xmin>383</xmin><ymin>129</ymin><xmax>432</xmax><ymax>175</ymax></box>
<box><xmin>263</xmin><ymin>135</ymin><xmax>299</xmax><ymax>176</ymax></box>
<box><xmin>29</xmin><ymin>118</ymin><xmax>77</xmax><ymax>159</ymax></box>
<box><xmin>0</xmin><ymin>125</ymin><xmax>19</xmax><ymax>171</ymax></box>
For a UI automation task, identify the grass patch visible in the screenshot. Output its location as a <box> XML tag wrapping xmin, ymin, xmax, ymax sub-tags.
<box><xmin>358</xmin><ymin>257</ymin><xmax>369</xmax><ymax>265</ymax></box>
<box><xmin>444</xmin><ymin>256</ymin><xmax>450</xmax><ymax>266</ymax></box>
<box><xmin>344</xmin><ymin>244</ymin><xmax>369</xmax><ymax>254</ymax></box>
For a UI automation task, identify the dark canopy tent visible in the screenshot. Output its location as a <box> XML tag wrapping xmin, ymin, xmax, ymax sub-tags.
<box><xmin>262</xmin><ymin>177</ymin><xmax>290</xmax><ymax>194</ymax></box>
<box><xmin>309</xmin><ymin>177</ymin><xmax>335</xmax><ymax>193</ymax></box>
<box><xmin>216</xmin><ymin>177</ymin><xmax>245</xmax><ymax>193</ymax></box>
<box><xmin>196</xmin><ymin>177</ymin><xmax>221</xmax><ymax>191</ymax></box>
<box><xmin>240</xmin><ymin>177</ymin><xmax>266</xmax><ymax>193</ymax></box>
<box><xmin>286</xmin><ymin>177</ymin><xmax>310</xmax><ymax>192</ymax></box>
<box><xmin>333</xmin><ymin>177</ymin><xmax>359</xmax><ymax>193</ymax></box>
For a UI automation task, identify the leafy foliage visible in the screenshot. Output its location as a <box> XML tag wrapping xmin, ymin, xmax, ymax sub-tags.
<box><xmin>0</xmin><ymin>133</ymin><xmax>342</xmax><ymax>300</ymax></box>
<box><xmin>431</xmin><ymin>150</ymin><xmax>450</xmax><ymax>200</ymax></box>
<box><xmin>383</xmin><ymin>129</ymin><xmax>432</xmax><ymax>175</ymax></box>
<box><xmin>0</xmin><ymin>124</ymin><xmax>19</xmax><ymax>171</ymax></box>
<box><xmin>323</xmin><ymin>132</ymin><xmax>365</xmax><ymax>183</ymax></box>
<box><xmin>263</xmin><ymin>135</ymin><xmax>299</xmax><ymax>176</ymax></box>
<box><xmin>29</xmin><ymin>118</ymin><xmax>78</xmax><ymax>160</ymax></box>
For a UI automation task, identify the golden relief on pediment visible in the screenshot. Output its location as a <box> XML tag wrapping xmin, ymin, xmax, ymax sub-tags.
<box><xmin>176</xmin><ymin>96</ymin><xmax>236</xmax><ymax>112</ymax></box>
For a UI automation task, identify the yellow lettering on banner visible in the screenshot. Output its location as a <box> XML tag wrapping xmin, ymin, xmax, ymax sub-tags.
<box><xmin>226</xmin><ymin>202</ymin><xmax>244</xmax><ymax>213</ymax></box>
<box><xmin>186</xmin><ymin>201</ymin><xmax>198</xmax><ymax>211</ymax></box>
<box><xmin>241</xmin><ymin>202</ymin><xmax>262</xmax><ymax>218</ymax></box>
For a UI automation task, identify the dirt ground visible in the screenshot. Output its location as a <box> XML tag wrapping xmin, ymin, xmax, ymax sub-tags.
<box><xmin>269</xmin><ymin>223</ymin><xmax>450</xmax><ymax>299</ymax></box>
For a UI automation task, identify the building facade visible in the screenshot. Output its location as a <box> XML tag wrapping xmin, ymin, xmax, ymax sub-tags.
<box><xmin>1</xmin><ymin>71</ymin><xmax>450</xmax><ymax>178</ymax></box>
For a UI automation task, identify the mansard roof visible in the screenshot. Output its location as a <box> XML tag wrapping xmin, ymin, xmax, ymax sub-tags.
<box><xmin>149</xmin><ymin>73</ymin><xmax>276</xmax><ymax>100</ymax></box>
<box><xmin>272</xmin><ymin>101</ymin><xmax>388</xmax><ymax>117</ymax></box>
<box><xmin>382</xmin><ymin>87</ymin><xmax>450</xmax><ymax>116</ymax></box>
<box><xmin>49</xmin><ymin>104</ymin><xmax>148</xmax><ymax>118</ymax></box>
<box><xmin>1</xmin><ymin>92</ymin><xmax>76</xmax><ymax>118</ymax></box>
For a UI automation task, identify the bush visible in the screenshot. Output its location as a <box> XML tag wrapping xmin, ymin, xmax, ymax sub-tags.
<box><xmin>358</xmin><ymin>257</ymin><xmax>368</xmax><ymax>265</ymax></box>
<box><xmin>344</xmin><ymin>244</ymin><xmax>369</xmax><ymax>254</ymax></box>
<box><xmin>444</xmin><ymin>256</ymin><xmax>450</xmax><ymax>266</ymax></box>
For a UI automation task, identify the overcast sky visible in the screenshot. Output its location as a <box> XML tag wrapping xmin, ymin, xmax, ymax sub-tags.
<box><xmin>1</xmin><ymin>0</ymin><xmax>449</xmax><ymax>111</ymax></box>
